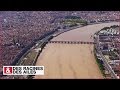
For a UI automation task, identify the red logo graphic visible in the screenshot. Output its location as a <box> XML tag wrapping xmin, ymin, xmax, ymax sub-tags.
<box><xmin>3</xmin><ymin>67</ymin><xmax>13</xmax><ymax>75</ymax></box>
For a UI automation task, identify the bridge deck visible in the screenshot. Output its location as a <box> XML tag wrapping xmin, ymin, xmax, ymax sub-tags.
<box><xmin>45</xmin><ymin>41</ymin><xmax>96</xmax><ymax>44</ymax></box>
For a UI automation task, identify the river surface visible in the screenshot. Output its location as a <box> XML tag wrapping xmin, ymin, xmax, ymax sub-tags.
<box><xmin>35</xmin><ymin>22</ymin><xmax>119</xmax><ymax>79</ymax></box>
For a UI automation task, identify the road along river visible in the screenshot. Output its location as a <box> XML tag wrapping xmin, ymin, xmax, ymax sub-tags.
<box><xmin>35</xmin><ymin>22</ymin><xmax>119</xmax><ymax>79</ymax></box>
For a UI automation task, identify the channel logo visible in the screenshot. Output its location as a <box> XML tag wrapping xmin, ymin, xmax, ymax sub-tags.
<box><xmin>3</xmin><ymin>66</ymin><xmax>44</xmax><ymax>75</ymax></box>
<box><xmin>3</xmin><ymin>66</ymin><xmax>13</xmax><ymax>75</ymax></box>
